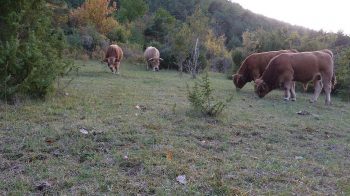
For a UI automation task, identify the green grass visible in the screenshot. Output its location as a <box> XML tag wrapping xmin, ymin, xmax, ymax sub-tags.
<box><xmin>1</xmin><ymin>60</ymin><xmax>350</xmax><ymax>195</ymax></box>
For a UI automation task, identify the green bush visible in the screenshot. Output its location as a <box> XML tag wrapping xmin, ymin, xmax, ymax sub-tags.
<box><xmin>231</xmin><ymin>49</ymin><xmax>243</xmax><ymax>72</ymax></box>
<box><xmin>107</xmin><ymin>25</ymin><xmax>131</xmax><ymax>43</ymax></box>
<box><xmin>335</xmin><ymin>48</ymin><xmax>350</xmax><ymax>101</ymax></box>
<box><xmin>187</xmin><ymin>72</ymin><xmax>231</xmax><ymax>117</ymax></box>
<box><xmin>0</xmin><ymin>0</ymin><xmax>73</xmax><ymax>100</ymax></box>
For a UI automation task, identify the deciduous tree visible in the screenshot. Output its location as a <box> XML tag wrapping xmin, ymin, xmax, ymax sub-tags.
<box><xmin>70</xmin><ymin>0</ymin><xmax>118</xmax><ymax>35</ymax></box>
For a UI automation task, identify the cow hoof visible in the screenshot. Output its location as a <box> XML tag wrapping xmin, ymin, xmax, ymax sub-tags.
<box><xmin>284</xmin><ymin>97</ymin><xmax>290</xmax><ymax>101</ymax></box>
<box><xmin>309</xmin><ymin>99</ymin><xmax>316</xmax><ymax>103</ymax></box>
<box><xmin>291</xmin><ymin>98</ymin><xmax>296</xmax><ymax>101</ymax></box>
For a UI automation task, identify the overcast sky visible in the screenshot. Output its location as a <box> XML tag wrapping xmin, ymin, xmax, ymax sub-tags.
<box><xmin>231</xmin><ymin>0</ymin><xmax>349</xmax><ymax>35</ymax></box>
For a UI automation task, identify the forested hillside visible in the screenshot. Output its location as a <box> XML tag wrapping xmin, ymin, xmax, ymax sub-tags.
<box><xmin>1</xmin><ymin>0</ymin><xmax>350</xmax><ymax>100</ymax></box>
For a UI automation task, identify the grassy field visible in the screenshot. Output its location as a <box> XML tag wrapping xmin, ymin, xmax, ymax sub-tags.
<box><xmin>1</xmin><ymin>61</ymin><xmax>350</xmax><ymax>195</ymax></box>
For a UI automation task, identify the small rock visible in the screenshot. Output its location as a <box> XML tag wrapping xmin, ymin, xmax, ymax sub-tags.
<box><xmin>176</xmin><ymin>175</ymin><xmax>187</xmax><ymax>185</ymax></box>
<box><xmin>52</xmin><ymin>149</ymin><xmax>61</xmax><ymax>157</ymax></box>
<box><xmin>79</xmin><ymin>128</ymin><xmax>88</xmax><ymax>135</ymax></box>
<box><xmin>297</xmin><ymin>110</ymin><xmax>310</xmax><ymax>115</ymax></box>
<box><xmin>295</xmin><ymin>156</ymin><xmax>304</xmax><ymax>160</ymax></box>
<box><xmin>135</xmin><ymin>105</ymin><xmax>147</xmax><ymax>111</ymax></box>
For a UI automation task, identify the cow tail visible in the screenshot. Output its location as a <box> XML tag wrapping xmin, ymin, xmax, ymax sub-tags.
<box><xmin>331</xmin><ymin>72</ymin><xmax>337</xmax><ymax>90</ymax></box>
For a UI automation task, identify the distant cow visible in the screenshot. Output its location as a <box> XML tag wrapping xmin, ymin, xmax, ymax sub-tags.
<box><xmin>144</xmin><ymin>46</ymin><xmax>163</xmax><ymax>71</ymax></box>
<box><xmin>254</xmin><ymin>50</ymin><xmax>335</xmax><ymax>105</ymax></box>
<box><xmin>232</xmin><ymin>49</ymin><xmax>298</xmax><ymax>89</ymax></box>
<box><xmin>103</xmin><ymin>44</ymin><xmax>123</xmax><ymax>74</ymax></box>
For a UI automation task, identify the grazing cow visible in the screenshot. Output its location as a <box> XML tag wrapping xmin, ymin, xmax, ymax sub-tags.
<box><xmin>232</xmin><ymin>49</ymin><xmax>298</xmax><ymax>89</ymax></box>
<box><xmin>300</xmin><ymin>49</ymin><xmax>334</xmax><ymax>92</ymax></box>
<box><xmin>103</xmin><ymin>44</ymin><xmax>123</xmax><ymax>74</ymax></box>
<box><xmin>144</xmin><ymin>46</ymin><xmax>163</xmax><ymax>71</ymax></box>
<box><xmin>254</xmin><ymin>50</ymin><xmax>335</xmax><ymax>105</ymax></box>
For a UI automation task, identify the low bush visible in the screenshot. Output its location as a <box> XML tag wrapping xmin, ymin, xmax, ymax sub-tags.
<box><xmin>187</xmin><ymin>72</ymin><xmax>232</xmax><ymax>117</ymax></box>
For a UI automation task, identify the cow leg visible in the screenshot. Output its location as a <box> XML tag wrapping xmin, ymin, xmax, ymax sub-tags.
<box><xmin>310</xmin><ymin>80</ymin><xmax>323</xmax><ymax>103</ymax></box>
<box><xmin>290</xmin><ymin>82</ymin><xmax>296</xmax><ymax>101</ymax></box>
<box><xmin>303</xmin><ymin>83</ymin><xmax>308</xmax><ymax>92</ymax></box>
<box><xmin>322</xmin><ymin>76</ymin><xmax>332</xmax><ymax>105</ymax></box>
<box><xmin>110</xmin><ymin>64</ymin><xmax>117</xmax><ymax>74</ymax></box>
<box><xmin>116</xmin><ymin>62</ymin><xmax>120</xmax><ymax>74</ymax></box>
<box><xmin>283</xmin><ymin>81</ymin><xmax>293</xmax><ymax>101</ymax></box>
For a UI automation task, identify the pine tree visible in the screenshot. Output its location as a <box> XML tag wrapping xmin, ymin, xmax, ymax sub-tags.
<box><xmin>0</xmin><ymin>0</ymin><xmax>72</xmax><ymax>100</ymax></box>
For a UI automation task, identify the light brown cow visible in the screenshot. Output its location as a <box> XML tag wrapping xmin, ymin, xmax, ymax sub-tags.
<box><xmin>299</xmin><ymin>49</ymin><xmax>334</xmax><ymax>92</ymax></box>
<box><xmin>232</xmin><ymin>49</ymin><xmax>298</xmax><ymax>89</ymax></box>
<box><xmin>144</xmin><ymin>46</ymin><xmax>163</xmax><ymax>71</ymax></box>
<box><xmin>103</xmin><ymin>44</ymin><xmax>123</xmax><ymax>74</ymax></box>
<box><xmin>255</xmin><ymin>50</ymin><xmax>335</xmax><ymax>105</ymax></box>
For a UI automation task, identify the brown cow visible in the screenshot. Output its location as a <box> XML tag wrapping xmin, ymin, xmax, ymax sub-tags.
<box><xmin>254</xmin><ymin>50</ymin><xmax>335</xmax><ymax>105</ymax></box>
<box><xmin>144</xmin><ymin>46</ymin><xmax>163</xmax><ymax>71</ymax></box>
<box><xmin>299</xmin><ymin>49</ymin><xmax>334</xmax><ymax>92</ymax></box>
<box><xmin>232</xmin><ymin>49</ymin><xmax>298</xmax><ymax>89</ymax></box>
<box><xmin>103</xmin><ymin>44</ymin><xmax>123</xmax><ymax>74</ymax></box>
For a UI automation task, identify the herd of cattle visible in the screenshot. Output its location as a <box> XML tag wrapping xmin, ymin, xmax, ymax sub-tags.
<box><xmin>102</xmin><ymin>44</ymin><xmax>335</xmax><ymax>105</ymax></box>
<box><xmin>103</xmin><ymin>44</ymin><xmax>162</xmax><ymax>74</ymax></box>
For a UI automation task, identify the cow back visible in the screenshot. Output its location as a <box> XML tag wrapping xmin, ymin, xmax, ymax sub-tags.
<box><xmin>237</xmin><ymin>50</ymin><xmax>297</xmax><ymax>81</ymax></box>
<box><xmin>105</xmin><ymin>44</ymin><xmax>123</xmax><ymax>62</ymax></box>
<box><xmin>144</xmin><ymin>47</ymin><xmax>160</xmax><ymax>60</ymax></box>
<box><xmin>262</xmin><ymin>51</ymin><xmax>333</xmax><ymax>87</ymax></box>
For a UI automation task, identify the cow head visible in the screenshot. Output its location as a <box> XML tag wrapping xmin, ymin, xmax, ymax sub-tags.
<box><xmin>232</xmin><ymin>74</ymin><xmax>246</xmax><ymax>89</ymax></box>
<box><xmin>254</xmin><ymin>79</ymin><xmax>270</xmax><ymax>98</ymax></box>
<box><xmin>148</xmin><ymin>58</ymin><xmax>163</xmax><ymax>71</ymax></box>
<box><xmin>105</xmin><ymin>57</ymin><xmax>118</xmax><ymax>74</ymax></box>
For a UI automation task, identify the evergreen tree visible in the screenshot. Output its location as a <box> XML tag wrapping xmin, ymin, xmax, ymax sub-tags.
<box><xmin>0</xmin><ymin>0</ymin><xmax>72</xmax><ymax>100</ymax></box>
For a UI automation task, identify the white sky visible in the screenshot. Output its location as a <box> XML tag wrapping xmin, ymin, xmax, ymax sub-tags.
<box><xmin>231</xmin><ymin>0</ymin><xmax>350</xmax><ymax>35</ymax></box>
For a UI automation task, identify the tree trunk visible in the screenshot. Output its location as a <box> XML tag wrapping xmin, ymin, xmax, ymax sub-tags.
<box><xmin>191</xmin><ymin>38</ymin><xmax>199</xmax><ymax>79</ymax></box>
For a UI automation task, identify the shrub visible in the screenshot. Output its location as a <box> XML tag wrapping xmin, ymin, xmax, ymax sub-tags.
<box><xmin>119</xmin><ymin>43</ymin><xmax>144</xmax><ymax>63</ymax></box>
<box><xmin>210</xmin><ymin>56</ymin><xmax>233</xmax><ymax>73</ymax></box>
<box><xmin>69</xmin><ymin>0</ymin><xmax>118</xmax><ymax>35</ymax></box>
<box><xmin>335</xmin><ymin>48</ymin><xmax>350</xmax><ymax>101</ymax></box>
<box><xmin>231</xmin><ymin>49</ymin><xmax>244</xmax><ymax>72</ymax></box>
<box><xmin>107</xmin><ymin>25</ymin><xmax>131</xmax><ymax>43</ymax></box>
<box><xmin>187</xmin><ymin>72</ymin><xmax>231</xmax><ymax>117</ymax></box>
<box><xmin>0</xmin><ymin>0</ymin><xmax>74</xmax><ymax>101</ymax></box>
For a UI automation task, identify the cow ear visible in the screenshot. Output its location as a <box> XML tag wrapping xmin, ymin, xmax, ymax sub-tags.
<box><xmin>159</xmin><ymin>58</ymin><xmax>164</xmax><ymax>61</ymax></box>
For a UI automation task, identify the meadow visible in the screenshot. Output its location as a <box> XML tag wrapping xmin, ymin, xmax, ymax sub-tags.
<box><xmin>1</xmin><ymin>61</ymin><xmax>350</xmax><ymax>195</ymax></box>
